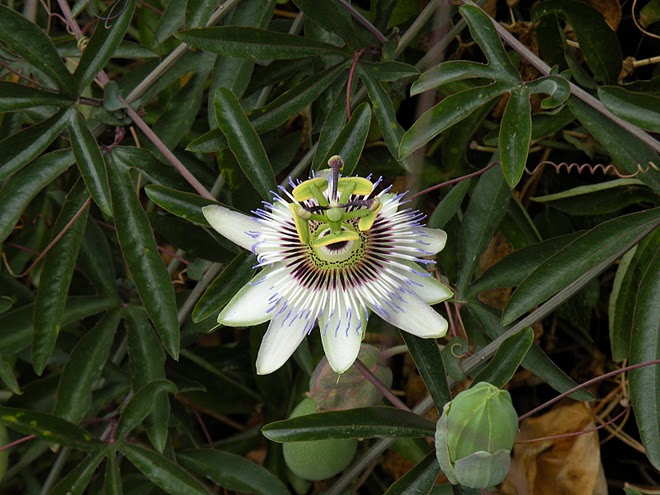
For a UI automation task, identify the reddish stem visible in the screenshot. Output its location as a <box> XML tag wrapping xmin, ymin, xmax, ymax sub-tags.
<box><xmin>515</xmin><ymin>405</ymin><xmax>630</xmax><ymax>444</ymax></box>
<box><xmin>9</xmin><ymin>196</ymin><xmax>92</xmax><ymax>278</ymax></box>
<box><xmin>518</xmin><ymin>359</ymin><xmax>660</xmax><ymax>421</ymax></box>
<box><xmin>0</xmin><ymin>435</ymin><xmax>36</xmax><ymax>452</ymax></box>
<box><xmin>407</xmin><ymin>161</ymin><xmax>499</xmax><ymax>200</ymax></box>
<box><xmin>354</xmin><ymin>358</ymin><xmax>411</xmax><ymax>412</ymax></box>
<box><xmin>346</xmin><ymin>49</ymin><xmax>366</xmax><ymax>120</ymax></box>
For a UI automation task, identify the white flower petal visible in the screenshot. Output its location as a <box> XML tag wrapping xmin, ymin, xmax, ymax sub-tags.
<box><xmin>318</xmin><ymin>291</ymin><xmax>366</xmax><ymax>374</ymax></box>
<box><xmin>256</xmin><ymin>308</ymin><xmax>314</xmax><ymax>375</ymax></box>
<box><xmin>416</xmin><ymin>227</ymin><xmax>447</xmax><ymax>255</ymax></box>
<box><xmin>217</xmin><ymin>266</ymin><xmax>283</xmax><ymax>326</ymax></box>
<box><xmin>202</xmin><ymin>205</ymin><xmax>262</xmax><ymax>252</ymax></box>
<box><xmin>371</xmin><ymin>291</ymin><xmax>448</xmax><ymax>339</ymax></box>
<box><xmin>393</xmin><ymin>261</ymin><xmax>453</xmax><ymax>304</ymax></box>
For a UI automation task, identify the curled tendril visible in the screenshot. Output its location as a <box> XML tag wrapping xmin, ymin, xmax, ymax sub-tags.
<box><xmin>87</xmin><ymin>0</ymin><xmax>130</xmax><ymax>28</ymax></box>
<box><xmin>450</xmin><ymin>341</ymin><xmax>469</xmax><ymax>359</ymax></box>
<box><xmin>526</xmin><ymin>160</ymin><xmax>659</xmax><ymax>178</ymax></box>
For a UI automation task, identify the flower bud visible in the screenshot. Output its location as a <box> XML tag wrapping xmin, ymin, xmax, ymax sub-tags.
<box><xmin>435</xmin><ymin>382</ymin><xmax>518</xmax><ymax>488</ymax></box>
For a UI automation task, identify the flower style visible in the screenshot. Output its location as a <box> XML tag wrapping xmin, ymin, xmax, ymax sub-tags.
<box><xmin>203</xmin><ymin>156</ymin><xmax>453</xmax><ymax>375</ymax></box>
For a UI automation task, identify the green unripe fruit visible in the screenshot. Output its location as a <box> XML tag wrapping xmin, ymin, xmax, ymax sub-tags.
<box><xmin>435</xmin><ymin>382</ymin><xmax>518</xmax><ymax>489</ymax></box>
<box><xmin>283</xmin><ymin>397</ymin><xmax>358</xmax><ymax>481</ymax></box>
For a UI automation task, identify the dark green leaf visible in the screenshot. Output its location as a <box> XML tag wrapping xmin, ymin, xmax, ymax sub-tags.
<box><xmin>78</xmin><ymin>217</ymin><xmax>117</xmax><ymax>295</ymax></box>
<box><xmin>124</xmin><ymin>305</ymin><xmax>170</xmax><ymax>453</ymax></box>
<box><xmin>629</xmin><ymin>244</ymin><xmax>660</xmax><ymax>469</ymax></box>
<box><xmin>531</xmin><ymin>180</ymin><xmax>656</xmax><ymax>216</ymax></box>
<box><xmin>107</xmin><ymin>155</ymin><xmax>179</xmax><ymax>359</ymax></box>
<box><xmin>104</xmin><ymin>451</ymin><xmax>123</xmax><ymax>495</ymax></box>
<box><xmin>111</xmin><ymin>146</ymin><xmax>192</xmax><ymax>191</ymax></box>
<box><xmin>468</xmin><ymin>232</ymin><xmax>582</xmax><ymax>296</ymax></box>
<box><xmin>459</xmin><ymin>5</ymin><xmax>520</xmax><ymax>80</ymax></box>
<box><xmin>32</xmin><ymin>180</ymin><xmax>91</xmax><ymax>375</ymax></box>
<box><xmin>178</xmin><ymin>448</ymin><xmax>290</xmax><ymax>495</ymax></box>
<box><xmin>186</xmin><ymin>0</ymin><xmax>216</xmax><ymax>28</ymax></box>
<box><xmin>117</xmin><ymin>380</ymin><xmax>177</xmax><ymax>439</ymax></box>
<box><xmin>0</xmin><ymin>356</ymin><xmax>20</xmax><ymax>394</ymax></box>
<box><xmin>609</xmin><ymin>230</ymin><xmax>659</xmax><ymax>361</ymax></box>
<box><xmin>192</xmin><ymin>251</ymin><xmax>257</xmax><ymax>323</ymax></box>
<box><xmin>0</xmin><ymin>296</ymin><xmax>117</xmax><ymax>355</ymax></box>
<box><xmin>567</xmin><ymin>97</ymin><xmax>660</xmax><ymax>193</ymax></box>
<box><xmin>358</xmin><ymin>65</ymin><xmax>410</xmax><ymax>170</ymax></box>
<box><xmin>400</xmin><ymin>83</ymin><xmax>509</xmax><ymax>158</ymax></box>
<box><xmin>361</xmin><ymin>61</ymin><xmax>420</xmax><ymax>82</ymax></box>
<box><xmin>189</xmin><ymin>63</ymin><xmax>346</xmax><ymax>153</ymax></box>
<box><xmin>400</xmin><ymin>333</ymin><xmax>451</xmax><ymax>410</ymax></box>
<box><xmin>598</xmin><ymin>86</ymin><xmax>660</xmax><ymax>133</ymax></box>
<box><xmin>0</xmin><ymin>82</ymin><xmax>74</xmax><ymax>111</ymax></box>
<box><xmin>532</xmin><ymin>0</ymin><xmax>622</xmax><ymax>83</ymax></box>
<box><xmin>473</xmin><ymin>327</ymin><xmax>534</xmax><ymax>387</ymax></box>
<box><xmin>74</xmin><ymin>0</ymin><xmax>136</xmax><ymax>93</ymax></box>
<box><xmin>384</xmin><ymin>450</ymin><xmax>439</xmax><ymax>495</ymax></box>
<box><xmin>0</xmin><ymin>406</ymin><xmax>102</xmax><ymax>451</ymax></box>
<box><xmin>50</xmin><ymin>448</ymin><xmax>108</xmax><ymax>495</ymax></box>
<box><xmin>119</xmin><ymin>442</ymin><xmax>209</xmax><ymax>495</ymax></box>
<box><xmin>0</xmin><ymin>4</ymin><xmax>75</xmax><ymax>94</ymax></box>
<box><xmin>214</xmin><ymin>88</ymin><xmax>276</xmax><ymax>200</ymax></box>
<box><xmin>499</xmin><ymin>85</ymin><xmax>532</xmax><ymax>188</ymax></box>
<box><xmin>152</xmin><ymin>72</ymin><xmax>208</xmax><ymax>149</ymax></box>
<box><xmin>427</xmin><ymin>180</ymin><xmax>472</xmax><ymax>230</ymax></box>
<box><xmin>411</xmin><ymin>61</ymin><xmax>496</xmax><ymax>95</ymax></box>
<box><xmin>54</xmin><ymin>311</ymin><xmax>121</xmax><ymax>423</ymax></box>
<box><xmin>318</xmin><ymin>101</ymin><xmax>371</xmax><ymax>175</ymax></box>
<box><xmin>313</xmin><ymin>85</ymin><xmax>347</xmax><ymax>170</ymax></box>
<box><xmin>456</xmin><ymin>160</ymin><xmax>511</xmax><ymax>296</ymax></box>
<box><xmin>0</xmin><ymin>149</ymin><xmax>74</xmax><ymax>243</ymax></box>
<box><xmin>0</xmin><ymin>108</ymin><xmax>73</xmax><ymax>181</ymax></box>
<box><xmin>69</xmin><ymin>111</ymin><xmax>113</xmax><ymax>216</ymax></box>
<box><xmin>155</xmin><ymin>0</ymin><xmax>186</xmax><ymax>43</ymax></box>
<box><xmin>292</xmin><ymin>0</ymin><xmax>358</xmax><ymax>46</ymax></box>
<box><xmin>262</xmin><ymin>407</ymin><xmax>436</xmax><ymax>442</ymax></box>
<box><xmin>177</xmin><ymin>26</ymin><xmax>348</xmax><ymax>59</ymax></box>
<box><xmin>145</xmin><ymin>185</ymin><xmax>216</xmax><ymax>226</ymax></box>
<box><xmin>247</xmin><ymin>61</ymin><xmax>347</xmax><ymax>135</ymax></box>
<box><xmin>502</xmin><ymin>208</ymin><xmax>660</xmax><ymax>325</ymax></box>
<box><xmin>466</xmin><ymin>301</ymin><xmax>592</xmax><ymax>400</ymax></box>
<box><xmin>526</xmin><ymin>75</ymin><xmax>571</xmax><ymax>109</ymax></box>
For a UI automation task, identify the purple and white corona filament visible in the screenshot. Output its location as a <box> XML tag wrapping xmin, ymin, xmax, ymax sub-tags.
<box><xmin>203</xmin><ymin>156</ymin><xmax>453</xmax><ymax>375</ymax></box>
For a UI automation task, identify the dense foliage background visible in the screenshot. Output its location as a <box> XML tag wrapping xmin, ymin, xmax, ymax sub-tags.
<box><xmin>0</xmin><ymin>0</ymin><xmax>658</xmax><ymax>493</ymax></box>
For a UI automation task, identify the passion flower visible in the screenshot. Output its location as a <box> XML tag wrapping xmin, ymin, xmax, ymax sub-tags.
<box><xmin>203</xmin><ymin>156</ymin><xmax>452</xmax><ymax>375</ymax></box>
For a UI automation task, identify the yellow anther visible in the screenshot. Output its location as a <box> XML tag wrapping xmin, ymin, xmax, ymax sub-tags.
<box><xmin>292</xmin><ymin>177</ymin><xmax>328</xmax><ymax>202</ymax></box>
<box><xmin>290</xmin><ymin>204</ymin><xmax>311</xmax><ymax>244</ymax></box>
<box><xmin>358</xmin><ymin>198</ymin><xmax>382</xmax><ymax>231</ymax></box>
<box><xmin>337</xmin><ymin>177</ymin><xmax>373</xmax><ymax>196</ymax></box>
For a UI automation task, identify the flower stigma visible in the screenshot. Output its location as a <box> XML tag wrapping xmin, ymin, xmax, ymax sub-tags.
<box><xmin>202</xmin><ymin>155</ymin><xmax>453</xmax><ymax>375</ymax></box>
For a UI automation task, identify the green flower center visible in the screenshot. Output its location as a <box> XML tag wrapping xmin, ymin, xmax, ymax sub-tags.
<box><xmin>308</xmin><ymin>222</ymin><xmax>368</xmax><ymax>268</ymax></box>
